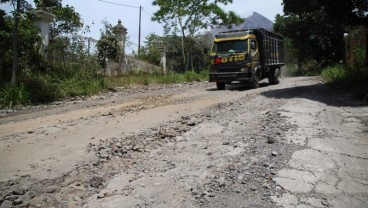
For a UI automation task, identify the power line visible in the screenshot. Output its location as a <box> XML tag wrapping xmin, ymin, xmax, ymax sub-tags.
<box><xmin>97</xmin><ymin>0</ymin><xmax>141</xmax><ymax>54</ymax></box>
<box><xmin>141</xmin><ymin>8</ymin><xmax>164</xmax><ymax>35</ymax></box>
<box><xmin>96</xmin><ymin>0</ymin><xmax>139</xmax><ymax>9</ymax></box>
<box><xmin>142</xmin><ymin>8</ymin><xmax>153</xmax><ymax>18</ymax></box>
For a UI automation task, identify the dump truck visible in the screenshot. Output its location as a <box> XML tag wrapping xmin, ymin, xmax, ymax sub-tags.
<box><xmin>209</xmin><ymin>29</ymin><xmax>284</xmax><ymax>90</ymax></box>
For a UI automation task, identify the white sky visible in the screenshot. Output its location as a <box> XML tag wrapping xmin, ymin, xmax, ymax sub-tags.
<box><xmin>1</xmin><ymin>0</ymin><xmax>284</xmax><ymax>53</ymax></box>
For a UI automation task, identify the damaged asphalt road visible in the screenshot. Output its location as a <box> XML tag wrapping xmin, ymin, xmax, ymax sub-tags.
<box><xmin>0</xmin><ymin>77</ymin><xmax>367</xmax><ymax>208</ymax></box>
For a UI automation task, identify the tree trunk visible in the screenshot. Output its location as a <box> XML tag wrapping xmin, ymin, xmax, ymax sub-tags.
<box><xmin>190</xmin><ymin>48</ymin><xmax>194</xmax><ymax>71</ymax></box>
<box><xmin>181</xmin><ymin>29</ymin><xmax>187</xmax><ymax>72</ymax></box>
<box><xmin>11</xmin><ymin>0</ymin><xmax>21</xmax><ymax>85</ymax></box>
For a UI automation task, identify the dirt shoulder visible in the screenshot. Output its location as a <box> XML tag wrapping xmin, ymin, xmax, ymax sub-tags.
<box><xmin>0</xmin><ymin>77</ymin><xmax>367</xmax><ymax>208</ymax></box>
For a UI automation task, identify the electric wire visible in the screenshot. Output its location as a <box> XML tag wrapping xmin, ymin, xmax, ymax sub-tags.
<box><xmin>96</xmin><ymin>0</ymin><xmax>140</xmax><ymax>9</ymax></box>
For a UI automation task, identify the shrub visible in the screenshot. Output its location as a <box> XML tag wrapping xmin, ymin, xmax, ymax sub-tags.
<box><xmin>0</xmin><ymin>83</ymin><xmax>29</xmax><ymax>108</ymax></box>
<box><xmin>105</xmin><ymin>70</ymin><xmax>208</xmax><ymax>88</ymax></box>
<box><xmin>321</xmin><ymin>64</ymin><xmax>368</xmax><ymax>100</ymax></box>
<box><xmin>321</xmin><ymin>65</ymin><xmax>347</xmax><ymax>84</ymax></box>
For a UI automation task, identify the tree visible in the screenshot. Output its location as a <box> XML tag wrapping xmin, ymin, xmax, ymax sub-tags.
<box><xmin>138</xmin><ymin>33</ymin><xmax>162</xmax><ymax>66</ymax></box>
<box><xmin>0</xmin><ymin>0</ymin><xmax>83</xmax><ymax>84</ymax></box>
<box><xmin>138</xmin><ymin>32</ymin><xmax>212</xmax><ymax>72</ymax></box>
<box><xmin>96</xmin><ymin>21</ymin><xmax>121</xmax><ymax>72</ymax></box>
<box><xmin>0</xmin><ymin>0</ymin><xmax>32</xmax><ymax>11</ymax></box>
<box><xmin>0</xmin><ymin>6</ymin><xmax>42</xmax><ymax>84</ymax></box>
<box><xmin>48</xmin><ymin>4</ymin><xmax>83</xmax><ymax>39</ymax></box>
<box><xmin>275</xmin><ymin>0</ymin><xmax>368</xmax><ymax>68</ymax></box>
<box><xmin>283</xmin><ymin>0</ymin><xmax>367</xmax><ymax>26</ymax></box>
<box><xmin>34</xmin><ymin>0</ymin><xmax>61</xmax><ymax>8</ymax></box>
<box><xmin>36</xmin><ymin>1</ymin><xmax>84</xmax><ymax>66</ymax></box>
<box><xmin>152</xmin><ymin>0</ymin><xmax>242</xmax><ymax>71</ymax></box>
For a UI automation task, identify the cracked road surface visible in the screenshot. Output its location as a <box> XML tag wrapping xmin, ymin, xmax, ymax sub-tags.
<box><xmin>0</xmin><ymin>77</ymin><xmax>367</xmax><ymax>208</ymax></box>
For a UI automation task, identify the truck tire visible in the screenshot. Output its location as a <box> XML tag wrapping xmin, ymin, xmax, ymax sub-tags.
<box><xmin>268</xmin><ymin>68</ymin><xmax>280</xmax><ymax>85</ymax></box>
<box><xmin>216</xmin><ymin>82</ymin><xmax>226</xmax><ymax>90</ymax></box>
<box><xmin>249</xmin><ymin>77</ymin><xmax>259</xmax><ymax>89</ymax></box>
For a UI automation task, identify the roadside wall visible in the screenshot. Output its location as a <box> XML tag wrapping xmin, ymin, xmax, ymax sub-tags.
<box><xmin>104</xmin><ymin>56</ymin><xmax>161</xmax><ymax>76</ymax></box>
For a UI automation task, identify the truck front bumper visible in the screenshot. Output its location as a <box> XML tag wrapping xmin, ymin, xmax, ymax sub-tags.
<box><xmin>209</xmin><ymin>72</ymin><xmax>253</xmax><ymax>83</ymax></box>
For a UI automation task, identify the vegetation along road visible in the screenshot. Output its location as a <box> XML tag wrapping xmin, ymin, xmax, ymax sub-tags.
<box><xmin>0</xmin><ymin>77</ymin><xmax>367</xmax><ymax>208</ymax></box>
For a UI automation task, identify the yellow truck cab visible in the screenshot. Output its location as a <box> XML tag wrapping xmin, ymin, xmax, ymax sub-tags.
<box><xmin>209</xmin><ymin>29</ymin><xmax>284</xmax><ymax>90</ymax></box>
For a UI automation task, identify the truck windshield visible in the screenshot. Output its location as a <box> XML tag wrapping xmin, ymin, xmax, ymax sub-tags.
<box><xmin>212</xmin><ymin>40</ymin><xmax>248</xmax><ymax>54</ymax></box>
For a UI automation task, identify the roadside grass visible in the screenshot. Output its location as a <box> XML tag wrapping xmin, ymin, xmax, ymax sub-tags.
<box><xmin>0</xmin><ymin>83</ymin><xmax>30</xmax><ymax>108</ymax></box>
<box><xmin>0</xmin><ymin>69</ymin><xmax>208</xmax><ymax>108</ymax></box>
<box><xmin>105</xmin><ymin>70</ymin><xmax>208</xmax><ymax>88</ymax></box>
<box><xmin>321</xmin><ymin>64</ymin><xmax>368</xmax><ymax>102</ymax></box>
<box><xmin>21</xmin><ymin>66</ymin><xmax>105</xmax><ymax>104</ymax></box>
<box><xmin>0</xmin><ymin>64</ymin><xmax>105</xmax><ymax>108</ymax></box>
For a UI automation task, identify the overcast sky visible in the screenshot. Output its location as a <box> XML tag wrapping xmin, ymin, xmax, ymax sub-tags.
<box><xmin>2</xmin><ymin>0</ymin><xmax>284</xmax><ymax>53</ymax></box>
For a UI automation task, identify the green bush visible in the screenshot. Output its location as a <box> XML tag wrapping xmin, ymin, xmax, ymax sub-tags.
<box><xmin>105</xmin><ymin>70</ymin><xmax>208</xmax><ymax>88</ymax></box>
<box><xmin>0</xmin><ymin>83</ymin><xmax>29</xmax><ymax>108</ymax></box>
<box><xmin>321</xmin><ymin>64</ymin><xmax>368</xmax><ymax>99</ymax></box>
<box><xmin>17</xmin><ymin>63</ymin><xmax>105</xmax><ymax>104</ymax></box>
<box><xmin>321</xmin><ymin>65</ymin><xmax>347</xmax><ymax>84</ymax></box>
<box><xmin>184</xmin><ymin>71</ymin><xmax>202</xmax><ymax>82</ymax></box>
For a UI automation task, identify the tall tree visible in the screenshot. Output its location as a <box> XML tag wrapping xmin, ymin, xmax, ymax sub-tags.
<box><xmin>152</xmin><ymin>0</ymin><xmax>242</xmax><ymax>71</ymax></box>
<box><xmin>275</xmin><ymin>0</ymin><xmax>368</xmax><ymax>67</ymax></box>
<box><xmin>1</xmin><ymin>0</ymin><xmax>32</xmax><ymax>84</ymax></box>
<box><xmin>138</xmin><ymin>33</ymin><xmax>162</xmax><ymax>66</ymax></box>
<box><xmin>33</xmin><ymin>0</ymin><xmax>82</xmax><ymax>39</ymax></box>
<box><xmin>96</xmin><ymin>20</ymin><xmax>120</xmax><ymax>72</ymax></box>
<box><xmin>10</xmin><ymin>0</ymin><xmax>20</xmax><ymax>85</ymax></box>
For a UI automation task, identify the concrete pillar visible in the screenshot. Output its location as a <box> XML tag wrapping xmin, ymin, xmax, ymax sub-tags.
<box><xmin>113</xmin><ymin>20</ymin><xmax>128</xmax><ymax>72</ymax></box>
<box><xmin>32</xmin><ymin>9</ymin><xmax>55</xmax><ymax>57</ymax></box>
<box><xmin>159</xmin><ymin>45</ymin><xmax>167</xmax><ymax>74</ymax></box>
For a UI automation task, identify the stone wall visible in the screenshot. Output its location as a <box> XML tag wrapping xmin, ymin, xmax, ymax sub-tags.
<box><xmin>104</xmin><ymin>56</ymin><xmax>161</xmax><ymax>76</ymax></box>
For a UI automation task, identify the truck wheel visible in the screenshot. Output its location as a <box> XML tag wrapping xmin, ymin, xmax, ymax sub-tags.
<box><xmin>268</xmin><ymin>68</ymin><xmax>280</xmax><ymax>85</ymax></box>
<box><xmin>249</xmin><ymin>77</ymin><xmax>259</xmax><ymax>89</ymax></box>
<box><xmin>216</xmin><ymin>82</ymin><xmax>226</xmax><ymax>90</ymax></box>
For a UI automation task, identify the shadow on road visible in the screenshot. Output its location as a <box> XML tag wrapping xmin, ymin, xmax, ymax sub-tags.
<box><xmin>261</xmin><ymin>83</ymin><xmax>363</xmax><ymax>107</ymax></box>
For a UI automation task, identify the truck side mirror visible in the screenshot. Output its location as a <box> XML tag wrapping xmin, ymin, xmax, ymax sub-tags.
<box><xmin>251</xmin><ymin>41</ymin><xmax>257</xmax><ymax>50</ymax></box>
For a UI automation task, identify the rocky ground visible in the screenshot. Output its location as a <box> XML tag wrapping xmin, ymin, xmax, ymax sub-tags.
<box><xmin>0</xmin><ymin>77</ymin><xmax>367</xmax><ymax>208</ymax></box>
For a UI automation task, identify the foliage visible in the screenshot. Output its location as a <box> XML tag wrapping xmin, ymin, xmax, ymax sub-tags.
<box><xmin>44</xmin><ymin>1</ymin><xmax>84</xmax><ymax>67</ymax></box>
<box><xmin>183</xmin><ymin>70</ymin><xmax>205</xmax><ymax>82</ymax></box>
<box><xmin>34</xmin><ymin>0</ymin><xmax>61</xmax><ymax>8</ymax></box>
<box><xmin>321</xmin><ymin>65</ymin><xmax>368</xmax><ymax>99</ymax></box>
<box><xmin>275</xmin><ymin>0</ymin><xmax>368</xmax><ymax>69</ymax></box>
<box><xmin>152</xmin><ymin>0</ymin><xmax>242</xmax><ymax>71</ymax></box>
<box><xmin>0</xmin><ymin>0</ymin><xmax>32</xmax><ymax>11</ymax></box>
<box><xmin>137</xmin><ymin>33</ymin><xmax>162</xmax><ymax>66</ymax></box>
<box><xmin>96</xmin><ymin>20</ymin><xmax>121</xmax><ymax>70</ymax></box>
<box><xmin>105</xmin><ymin>70</ymin><xmax>208</xmax><ymax>88</ymax></box>
<box><xmin>283</xmin><ymin>0</ymin><xmax>368</xmax><ymax>26</ymax></box>
<box><xmin>48</xmin><ymin>4</ymin><xmax>83</xmax><ymax>39</ymax></box>
<box><xmin>137</xmin><ymin>32</ymin><xmax>212</xmax><ymax>72</ymax></box>
<box><xmin>0</xmin><ymin>0</ymin><xmax>104</xmax><ymax>107</ymax></box>
<box><xmin>0</xmin><ymin>10</ymin><xmax>42</xmax><ymax>82</ymax></box>
<box><xmin>152</xmin><ymin>0</ymin><xmax>242</xmax><ymax>35</ymax></box>
<box><xmin>0</xmin><ymin>83</ymin><xmax>29</xmax><ymax>108</ymax></box>
<box><xmin>33</xmin><ymin>0</ymin><xmax>83</xmax><ymax>38</ymax></box>
<box><xmin>353</xmin><ymin>47</ymin><xmax>366</xmax><ymax>69</ymax></box>
<box><xmin>21</xmin><ymin>62</ymin><xmax>104</xmax><ymax>103</ymax></box>
<box><xmin>321</xmin><ymin>65</ymin><xmax>348</xmax><ymax>83</ymax></box>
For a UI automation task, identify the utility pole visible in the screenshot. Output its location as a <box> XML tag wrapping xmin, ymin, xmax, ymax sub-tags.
<box><xmin>138</xmin><ymin>5</ymin><xmax>141</xmax><ymax>55</ymax></box>
<box><xmin>11</xmin><ymin>0</ymin><xmax>21</xmax><ymax>85</ymax></box>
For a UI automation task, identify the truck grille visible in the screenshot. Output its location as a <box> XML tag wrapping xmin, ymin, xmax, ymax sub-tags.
<box><xmin>217</xmin><ymin>67</ymin><xmax>240</xmax><ymax>72</ymax></box>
